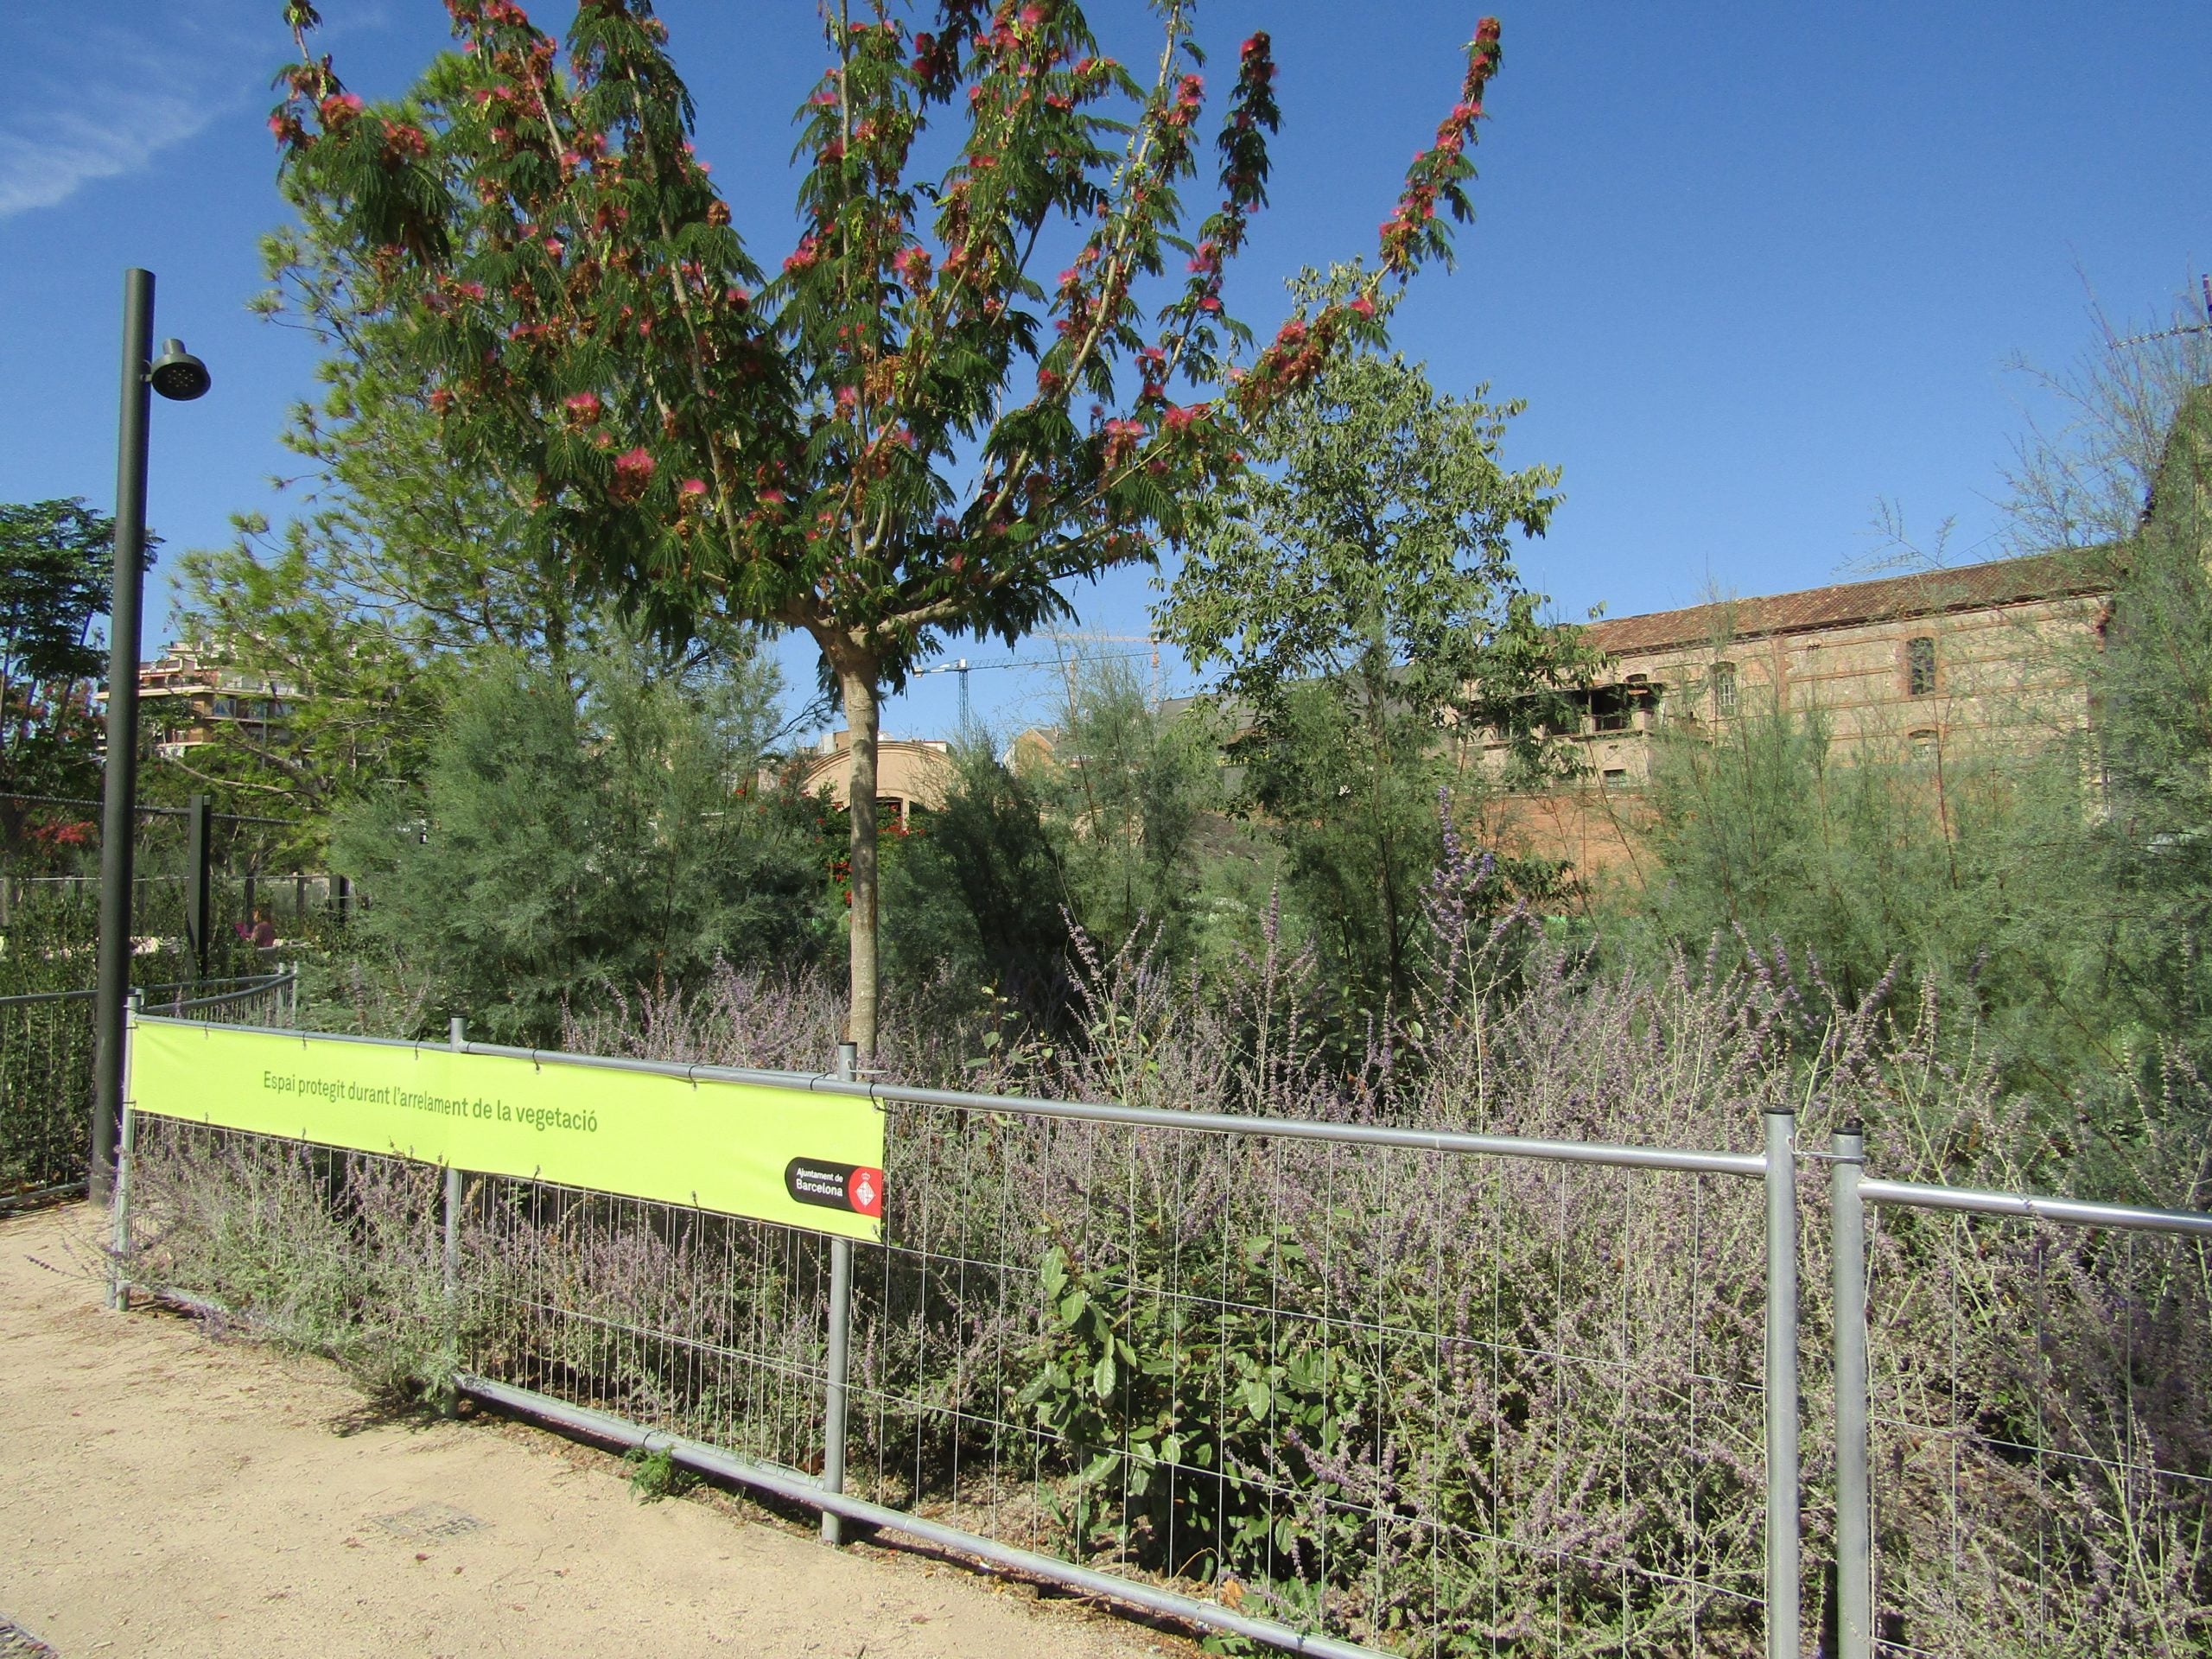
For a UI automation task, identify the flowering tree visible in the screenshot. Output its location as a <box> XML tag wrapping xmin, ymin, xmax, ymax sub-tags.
<box><xmin>272</xmin><ymin>0</ymin><xmax>1510</xmax><ymax>1053</ymax></box>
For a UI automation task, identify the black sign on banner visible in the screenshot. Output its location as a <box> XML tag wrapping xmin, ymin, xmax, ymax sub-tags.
<box><xmin>785</xmin><ymin>1158</ymin><xmax>885</xmax><ymax>1219</ymax></box>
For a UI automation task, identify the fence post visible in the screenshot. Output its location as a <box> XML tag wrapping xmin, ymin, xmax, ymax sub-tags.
<box><xmin>108</xmin><ymin>990</ymin><xmax>143</xmax><ymax>1312</ymax></box>
<box><xmin>185</xmin><ymin>792</ymin><xmax>212</xmax><ymax>982</ymax></box>
<box><xmin>1832</xmin><ymin>1123</ymin><xmax>1871</xmax><ymax>1659</ymax></box>
<box><xmin>1764</xmin><ymin>1105</ymin><xmax>1800</xmax><ymax>1659</ymax></box>
<box><xmin>444</xmin><ymin>1016</ymin><xmax>466</xmax><ymax>1294</ymax></box>
<box><xmin>821</xmin><ymin>1038</ymin><xmax>859</xmax><ymax>1545</ymax></box>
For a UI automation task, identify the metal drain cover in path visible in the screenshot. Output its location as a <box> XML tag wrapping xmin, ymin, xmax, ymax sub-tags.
<box><xmin>0</xmin><ymin>1618</ymin><xmax>59</xmax><ymax>1658</ymax></box>
<box><xmin>372</xmin><ymin>1502</ymin><xmax>490</xmax><ymax>1541</ymax></box>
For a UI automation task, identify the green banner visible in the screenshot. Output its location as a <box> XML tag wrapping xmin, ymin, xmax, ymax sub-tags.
<box><xmin>128</xmin><ymin>1020</ymin><xmax>885</xmax><ymax>1241</ymax></box>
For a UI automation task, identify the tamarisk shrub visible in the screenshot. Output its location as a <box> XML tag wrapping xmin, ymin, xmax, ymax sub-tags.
<box><xmin>270</xmin><ymin>0</ymin><xmax>1514</xmax><ymax>1058</ymax></box>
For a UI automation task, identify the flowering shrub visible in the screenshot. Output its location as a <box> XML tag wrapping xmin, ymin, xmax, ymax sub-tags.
<box><xmin>129</xmin><ymin>886</ymin><xmax>2212</xmax><ymax>1653</ymax></box>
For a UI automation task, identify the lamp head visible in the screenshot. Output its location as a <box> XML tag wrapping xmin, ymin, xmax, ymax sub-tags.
<box><xmin>149</xmin><ymin>339</ymin><xmax>211</xmax><ymax>401</ymax></box>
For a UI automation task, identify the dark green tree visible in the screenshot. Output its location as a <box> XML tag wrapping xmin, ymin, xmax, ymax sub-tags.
<box><xmin>1031</xmin><ymin>648</ymin><xmax>1218</xmax><ymax>951</ymax></box>
<box><xmin>2079</xmin><ymin>385</ymin><xmax>2212</xmax><ymax>1061</ymax></box>
<box><xmin>883</xmin><ymin>737</ymin><xmax>1070</xmax><ymax>1013</ymax></box>
<box><xmin>0</xmin><ymin>499</ymin><xmax>129</xmax><ymax>848</ymax></box>
<box><xmin>1158</xmin><ymin>320</ymin><xmax>1594</xmax><ymax>1007</ymax></box>
<box><xmin>329</xmin><ymin>629</ymin><xmax>822</xmax><ymax>1041</ymax></box>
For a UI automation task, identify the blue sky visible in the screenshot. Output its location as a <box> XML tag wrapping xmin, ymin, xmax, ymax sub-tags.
<box><xmin>1</xmin><ymin>2</ymin><xmax>2205</xmax><ymax>742</ymax></box>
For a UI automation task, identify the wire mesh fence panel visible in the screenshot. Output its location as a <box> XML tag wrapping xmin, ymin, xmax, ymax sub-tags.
<box><xmin>461</xmin><ymin>1179</ymin><xmax>836</xmax><ymax>1475</ymax></box>
<box><xmin>0</xmin><ymin>992</ymin><xmax>95</xmax><ymax>1205</ymax></box>
<box><xmin>1864</xmin><ymin>1207</ymin><xmax>2212</xmax><ymax>1656</ymax></box>
<box><xmin>123</xmin><ymin>1119</ymin><xmax>461</xmax><ymax>1401</ymax></box>
<box><xmin>849</xmin><ymin>1101</ymin><xmax>1779</xmax><ymax>1658</ymax></box>
<box><xmin>123</xmin><ymin>1113</ymin><xmax>836</xmax><ymax>1476</ymax></box>
<box><xmin>114</xmin><ymin>1034</ymin><xmax>1791</xmax><ymax>1659</ymax></box>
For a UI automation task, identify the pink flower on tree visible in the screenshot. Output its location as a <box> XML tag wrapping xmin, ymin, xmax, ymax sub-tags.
<box><xmin>380</xmin><ymin>120</ymin><xmax>429</xmax><ymax>160</ymax></box>
<box><xmin>610</xmin><ymin>447</ymin><xmax>656</xmax><ymax>502</ymax></box>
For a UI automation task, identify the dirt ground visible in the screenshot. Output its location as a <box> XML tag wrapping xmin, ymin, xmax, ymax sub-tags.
<box><xmin>0</xmin><ymin>1204</ymin><xmax>1192</xmax><ymax>1659</ymax></box>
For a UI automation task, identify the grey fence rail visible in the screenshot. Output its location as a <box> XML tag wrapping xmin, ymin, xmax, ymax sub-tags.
<box><xmin>0</xmin><ymin>972</ymin><xmax>294</xmax><ymax>1211</ymax></box>
<box><xmin>117</xmin><ymin>1018</ymin><xmax>1802</xmax><ymax>1659</ymax></box>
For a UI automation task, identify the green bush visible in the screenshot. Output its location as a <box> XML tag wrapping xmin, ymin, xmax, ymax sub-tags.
<box><xmin>329</xmin><ymin>632</ymin><xmax>825</xmax><ymax>1042</ymax></box>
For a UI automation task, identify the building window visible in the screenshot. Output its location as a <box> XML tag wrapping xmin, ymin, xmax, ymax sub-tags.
<box><xmin>1910</xmin><ymin>729</ymin><xmax>1938</xmax><ymax>763</ymax></box>
<box><xmin>1906</xmin><ymin>636</ymin><xmax>1936</xmax><ymax>696</ymax></box>
<box><xmin>1602</xmin><ymin>768</ymin><xmax>1629</xmax><ymax>787</ymax></box>
<box><xmin>1712</xmin><ymin>662</ymin><xmax>1738</xmax><ymax>717</ymax></box>
<box><xmin>1592</xmin><ymin>686</ymin><xmax>1630</xmax><ymax>733</ymax></box>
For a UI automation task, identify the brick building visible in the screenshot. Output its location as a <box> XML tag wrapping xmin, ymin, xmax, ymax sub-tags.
<box><xmin>1494</xmin><ymin>549</ymin><xmax>2119</xmax><ymax>880</ymax></box>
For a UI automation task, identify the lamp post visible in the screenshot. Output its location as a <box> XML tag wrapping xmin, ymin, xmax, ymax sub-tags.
<box><xmin>90</xmin><ymin>269</ymin><xmax>209</xmax><ymax>1199</ymax></box>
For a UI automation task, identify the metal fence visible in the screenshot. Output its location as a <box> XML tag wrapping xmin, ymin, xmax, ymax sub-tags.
<box><xmin>1831</xmin><ymin>1129</ymin><xmax>2212</xmax><ymax>1659</ymax></box>
<box><xmin>114</xmin><ymin>1019</ymin><xmax>2212</xmax><ymax>1657</ymax></box>
<box><xmin>116</xmin><ymin>1020</ymin><xmax>1803</xmax><ymax>1659</ymax></box>
<box><xmin>0</xmin><ymin>973</ymin><xmax>294</xmax><ymax>1211</ymax></box>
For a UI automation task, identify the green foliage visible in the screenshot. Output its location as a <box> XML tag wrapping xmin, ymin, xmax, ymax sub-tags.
<box><xmin>2078</xmin><ymin>387</ymin><xmax>2212</xmax><ymax>1064</ymax></box>
<box><xmin>329</xmin><ymin>631</ymin><xmax>823</xmax><ymax>1041</ymax></box>
<box><xmin>0</xmin><ymin>498</ymin><xmax>115</xmax><ymax>692</ymax></box>
<box><xmin>1629</xmin><ymin>683</ymin><xmax>2130</xmax><ymax>1096</ymax></box>
<box><xmin>1637</xmin><ymin>697</ymin><xmax>1950</xmax><ymax>998</ymax></box>
<box><xmin>175</xmin><ymin>213</ymin><xmax>602</xmax><ymax>834</ymax></box>
<box><xmin>1020</xmin><ymin>1234</ymin><xmax>1370</xmax><ymax>1586</ymax></box>
<box><xmin>1030</xmin><ymin>652</ymin><xmax>1221</xmax><ymax>953</ymax></box>
<box><xmin>883</xmin><ymin>738</ymin><xmax>1070</xmax><ymax>1013</ymax></box>
<box><xmin>622</xmin><ymin>1445</ymin><xmax>697</xmax><ymax>1503</ymax></box>
<box><xmin>1160</xmin><ymin>316</ymin><xmax>1594</xmax><ymax>1008</ymax></box>
<box><xmin>270</xmin><ymin>3</ymin><xmax>1512</xmax><ymax>1052</ymax></box>
<box><xmin>1628</xmin><ymin>387</ymin><xmax>2212</xmax><ymax>1110</ymax></box>
<box><xmin>0</xmin><ymin>498</ymin><xmax>124</xmax><ymax>817</ymax></box>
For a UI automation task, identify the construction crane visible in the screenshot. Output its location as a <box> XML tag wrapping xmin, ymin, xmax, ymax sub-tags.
<box><xmin>1044</xmin><ymin>631</ymin><xmax>1163</xmax><ymax>699</ymax></box>
<box><xmin>2111</xmin><ymin>276</ymin><xmax>2212</xmax><ymax>351</ymax></box>
<box><xmin>911</xmin><ymin>632</ymin><xmax>1166</xmax><ymax>732</ymax></box>
<box><xmin>911</xmin><ymin>658</ymin><xmax>975</xmax><ymax>728</ymax></box>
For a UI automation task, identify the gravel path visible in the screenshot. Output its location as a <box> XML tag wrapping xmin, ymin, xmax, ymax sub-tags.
<box><xmin>0</xmin><ymin>1203</ymin><xmax>1185</xmax><ymax>1659</ymax></box>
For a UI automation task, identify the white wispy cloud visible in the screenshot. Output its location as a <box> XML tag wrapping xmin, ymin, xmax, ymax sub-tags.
<box><xmin>0</xmin><ymin>90</ymin><xmax>223</xmax><ymax>219</ymax></box>
<box><xmin>0</xmin><ymin>10</ymin><xmax>263</xmax><ymax>220</ymax></box>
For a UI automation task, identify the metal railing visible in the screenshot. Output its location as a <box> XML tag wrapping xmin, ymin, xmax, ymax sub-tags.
<box><xmin>1831</xmin><ymin>1128</ymin><xmax>2212</xmax><ymax>1658</ymax></box>
<box><xmin>115</xmin><ymin>1016</ymin><xmax>1804</xmax><ymax>1659</ymax></box>
<box><xmin>1</xmin><ymin>971</ymin><xmax>294</xmax><ymax>1211</ymax></box>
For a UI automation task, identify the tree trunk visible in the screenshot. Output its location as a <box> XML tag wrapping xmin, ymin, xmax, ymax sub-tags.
<box><xmin>839</xmin><ymin>666</ymin><xmax>882</xmax><ymax>1060</ymax></box>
